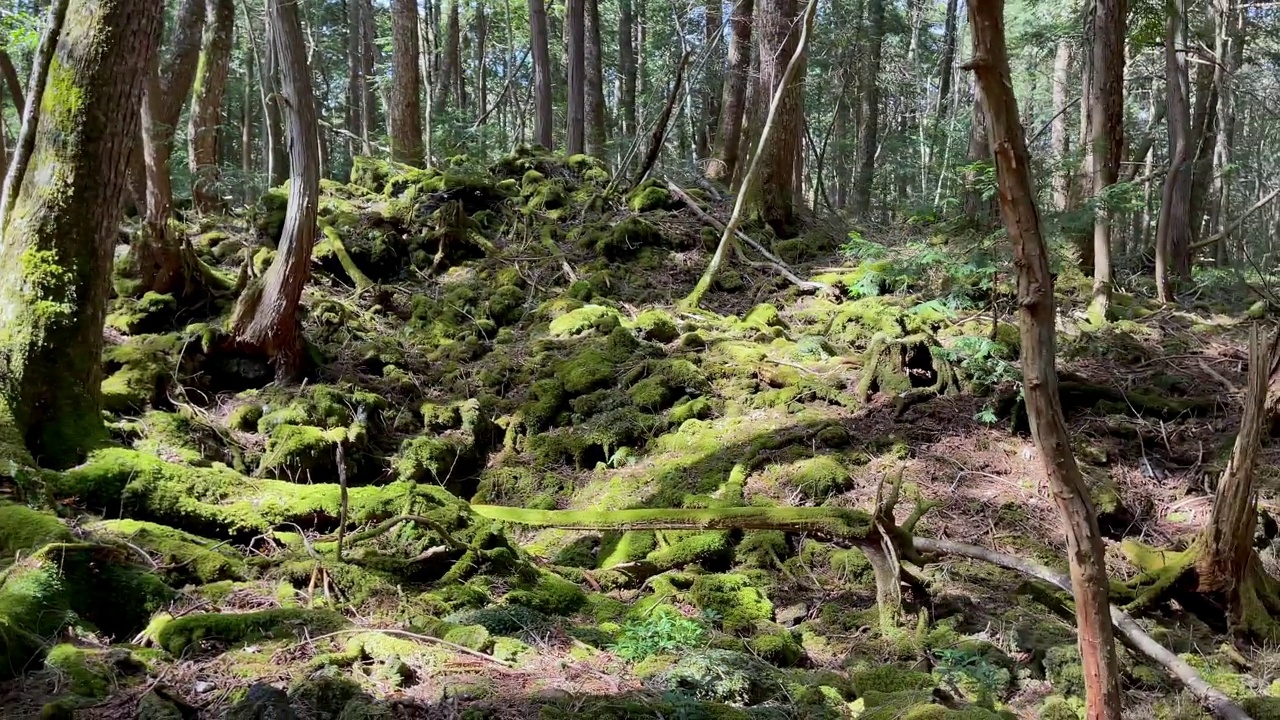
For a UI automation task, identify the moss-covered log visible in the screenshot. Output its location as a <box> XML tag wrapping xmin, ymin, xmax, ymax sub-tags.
<box><xmin>0</xmin><ymin>0</ymin><xmax>162</xmax><ymax>466</ymax></box>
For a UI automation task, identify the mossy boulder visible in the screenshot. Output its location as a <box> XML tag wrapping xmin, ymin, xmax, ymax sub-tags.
<box><xmin>100</xmin><ymin>334</ymin><xmax>185</xmax><ymax>414</ymax></box>
<box><xmin>627</xmin><ymin>180</ymin><xmax>677</xmax><ymax>213</ymax></box>
<box><xmin>90</xmin><ymin>519</ymin><xmax>247</xmax><ymax>585</ymax></box>
<box><xmin>689</xmin><ymin>573</ymin><xmax>774</xmax><ymax>635</ymax></box>
<box><xmin>504</xmin><ymin>571</ymin><xmax>587</xmax><ymax>616</ymax></box>
<box><xmin>0</xmin><ymin>503</ymin><xmax>71</xmax><ymax>565</ymax></box>
<box><xmin>655</xmin><ymin>649</ymin><xmax>783</xmax><ymax>705</ymax></box>
<box><xmin>44</xmin><ymin>643</ymin><xmax>143</xmax><ymax>698</ymax></box>
<box><xmin>105</xmin><ymin>292</ymin><xmax>178</xmax><ymax>334</ymax></box>
<box><xmin>634</xmin><ymin>310</ymin><xmax>680</xmax><ymax>343</ymax></box>
<box><xmin>442</xmin><ymin>624</ymin><xmax>493</xmax><ymax>652</ymax></box>
<box><xmin>155</xmin><ymin>609</ymin><xmax>346</xmax><ymax>655</ymax></box>
<box><xmin>548</xmin><ymin>304</ymin><xmax>621</xmax><ymax>338</ymax></box>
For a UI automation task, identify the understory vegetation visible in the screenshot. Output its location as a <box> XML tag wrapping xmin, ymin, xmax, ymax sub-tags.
<box><xmin>3</xmin><ymin>148</ymin><xmax>1278</xmax><ymax>719</ymax></box>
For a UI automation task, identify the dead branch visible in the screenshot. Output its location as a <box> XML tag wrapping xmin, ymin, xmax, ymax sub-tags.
<box><xmin>914</xmin><ymin>537</ymin><xmax>1252</xmax><ymax>720</ymax></box>
<box><xmin>630</xmin><ymin>51</ymin><xmax>692</xmax><ymax>188</ymax></box>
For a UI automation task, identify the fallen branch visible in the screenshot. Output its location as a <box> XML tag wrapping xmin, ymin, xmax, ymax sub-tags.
<box><xmin>317</xmin><ymin>514</ymin><xmax>468</xmax><ymax>551</ymax></box>
<box><xmin>303</xmin><ymin>627</ymin><xmax>516</xmax><ymax>670</ymax></box>
<box><xmin>630</xmin><ymin>51</ymin><xmax>692</xmax><ymax>188</ymax></box>
<box><xmin>913</xmin><ymin>537</ymin><xmax>1252</xmax><ymax>720</ymax></box>
<box><xmin>1190</xmin><ymin>186</ymin><xmax>1280</xmax><ymax>252</ymax></box>
<box><xmin>666</xmin><ymin>181</ymin><xmax>826</xmax><ymax>294</ymax></box>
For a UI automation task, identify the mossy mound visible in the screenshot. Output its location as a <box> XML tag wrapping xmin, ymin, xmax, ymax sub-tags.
<box><xmin>155</xmin><ymin>608</ymin><xmax>346</xmax><ymax>655</ymax></box>
<box><xmin>90</xmin><ymin>519</ymin><xmax>247</xmax><ymax>585</ymax></box>
<box><xmin>0</xmin><ymin>503</ymin><xmax>71</xmax><ymax>566</ymax></box>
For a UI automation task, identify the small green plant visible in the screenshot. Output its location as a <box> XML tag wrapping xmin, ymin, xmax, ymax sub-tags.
<box><xmin>838</xmin><ymin>231</ymin><xmax>889</xmax><ymax>261</ymax></box>
<box><xmin>940</xmin><ymin>336</ymin><xmax>1020</xmax><ymax>393</ymax></box>
<box><xmin>933</xmin><ymin>647</ymin><xmax>1012</xmax><ymax>704</ymax></box>
<box><xmin>611</xmin><ymin>609</ymin><xmax>707</xmax><ymax>661</ymax></box>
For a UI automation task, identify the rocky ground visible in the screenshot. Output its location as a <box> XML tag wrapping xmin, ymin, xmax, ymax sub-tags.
<box><xmin>2</xmin><ymin>148</ymin><xmax>1279</xmax><ymax>719</ymax></box>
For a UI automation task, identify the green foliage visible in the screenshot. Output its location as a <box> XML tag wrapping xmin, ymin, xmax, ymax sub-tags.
<box><xmin>611</xmin><ymin>607</ymin><xmax>707</xmax><ymax>660</ymax></box>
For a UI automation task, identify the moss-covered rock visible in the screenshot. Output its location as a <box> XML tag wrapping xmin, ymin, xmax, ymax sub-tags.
<box><xmin>90</xmin><ymin>519</ymin><xmax>247</xmax><ymax>585</ymax></box>
<box><xmin>100</xmin><ymin>334</ymin><xmax>185</xmax><ymax>414</ymax></box>
<box><xmin>548</xmin><ymin>304</ymin><xmax>621</xmax><ymax>338</ymax></box>
<box><xmin>105</xmin><ymin>292</ymin><xmax>178</xmax><ymax>334</ymax></box>
<box><xmin>44</xmin><ymin>644</ymin><xmax>142</xmax><ymax>698</ymax></box>
<box><xmin>655</xmin><ymin>649</ymin><xmax>783</xmax><ymax>705</ymax></box>
<box><xmin>504</xmin><ymin>571</ymin><xmax>587</xmax><ymax>616</ymax></box>
<box><xmin>0</xmin><ymin>503</ymin><xmax>71</xmax><ymax>565</ymax></box>
<box><xmin>634</xmin><ymin>310</ymin><xmax>680</xmax><ymax>343</ymax></box>
<box><xmin>156</xmin><ymin>609</ymin><xmax>346</xmax><ymax>655</ymax></box>
<box><xmin>627</xmin><ymin>180</ymin><xmax>676</xmax><ymax>213</ymax></box>
<box><xmin>689</xmin><ymin>573</ymin><xmax>773</xmax><ymax>635</ymax></box>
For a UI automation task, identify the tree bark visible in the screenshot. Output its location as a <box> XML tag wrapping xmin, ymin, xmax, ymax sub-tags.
<box><xmin>850</xmin><ymin>0</ymin><xmax>885</xmax><ymax>218</ymax></box>
<box><xmin>235</xmin><ymin>0</ymin><xmax>322</xmax><ymax>380</ymax></box>
<box><xmin>706</xmin><ymin>0</ymin><xmax>753</xmax><ymax>183</ymax></box>
<box><xmin>188</xmin><ymin>0</ymin><xmax>235</xmax><ymax>212</ymax></box>
<box><xmin>750</xmin><ymin>0</ymin><xmax>803</xmax><ymax>233</ymax></box>
<box><xmin>529</xmin><ymin>0</ymin><xmax>554</xmax><ymax>148</ymax></box>
<box><xmin>346</xmin><ymin>0</ymin><xmax>365</xmax><ymax>158</ymax></box>
<box><xmin>701</xmin><ymin>0</ymin><xmax>724</xmax><ymax>157</ymax></box>
<box><xmin>963</xmin><ymin>88</ymin><xmax>994</xmax><ymax>229</ymax></box>
<box><xmin>389</xmin><ymin>0</ymin><xmax>425</xmax><ymax>166</ymax></box>
<box><xmin>1087</xmin><ymin>0</ymin><xmax>1126</xmax><ymax>322</ymax></box>
<box><xmin>1208</xmin><ymin>0</ymin><xmax>1244</xmax><ymax>264</ymax></box>
<box><xmin>584</xmin><ymin>0</ymin><xmax>607</xmax><ymax>157</ymax></box>
<box><xmin>1051</xmin><ymin>41</ymin><xmax>1073</xmax><ymax>212</ymax></box>
<box><xmin>1155</xmin><ymin>0</ymin><xmax>1193</xmax><ymax>303</ymax></box>
<box><xmin>966</xmin><ymin>1</ymin><xmax>1125</xmax><ymax>718</ymax></box>
<box><xmin>435</xmin><ymin>0</ymin><xmax>461</xmax><ymax>115</ymax></box>
<box><xmin>565</xmin><ymin>0</ymin><xmax>586</xmax><ymax>155</ymax></box>
<box><xmin>358</xmin><ymin>0</ymin><xmax>377</xmax><ymax>155</ymax></box>
<box><xmin>0</xmin><ymin>0</ymin><xmax>161</xmax><ymax>467</ymax></box>
<box><xmin>935</xmin><ymin>0</ymin><xmax>959</xmax><ymax>120</ymax></box>
<box><xmin>0</xmin><ymin>51</ymin><xmax>23</xmax><ymax>116</ymax></box>
<box><xmin>263</xmin><ymin>16</ymin><xmax>289</xmax><ymax>186</ymax></box>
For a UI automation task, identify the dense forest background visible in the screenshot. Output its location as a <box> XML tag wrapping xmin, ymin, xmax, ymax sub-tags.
<box><xmin>0</xmin><ymin>0</ymin><xmax>1279</xmax><ymax>719</ymax></box>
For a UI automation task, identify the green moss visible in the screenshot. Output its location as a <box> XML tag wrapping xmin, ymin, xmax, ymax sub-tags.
<box><xmin>156</xmin><ymin>609</ymin><xmax>345</xmax><ymax>655</ymax></box>
<box><xmin>557</xmin><ymin>348</ymin><xmax>617</xmax><ymax>395</ymax></box>
<box><xmin>504</xmin><ymin>571</ymin><xmax>587</xmax><ymax>616</ymax></box>
<box><xmin>601</xmin><ymin>217</ymin><xmax>664</xmax><ymax>258</ymax></box>
<box><xmin>766</xmin><ymin>456</ymin><xmax>851</xmax><ymax>501</ymax></box>
<box><xmin>444</xmin><ymin>604</ymin><xmax>551</xmax><ymax>635</ymax></box>
<box><xmin>442</xmin><ymin>624</ymin><xmax>493</xmax><ymax>652</ymax></box>
<box><xmin>91</xmin><ymin>519</ymin><xmax>246</xmax><ymax>584</ymax></box>
<box><xmin>852</xmin><ymin>665</ymin><xmax>937</xmax><ymax>694</ymax></box>
<box><xmin>226</xmin><ymin>403</ymin><xmax>263</xmax><ymax>432</ymax></box>
<box><xmin>1036</xmin><ymin>696</ymin><xmax>1081</xmax><ymax>720</ymax></box>
<box><xmin>627</xmin><ymin>182</ymin><xmax>676</xmax><ymax>213</ymax></box>
<box><xmin>749</xmin><ymin>630</ymin><xmax>804</xmax><ymax>667</ymax></box>
<box><xmin>395</xmin><ymin>434</ymin><xmax>472</xmax><ymax>484</ymax></box>
<box><xmin>105</xmin><ymin>292</ymin><xmax>177</xmax><ymax>334</ymax></box>
<box><xmin>491</xmin><ymin>636</ymin><xmax>533</xmax><ymax>664</ymax></box>
<box><xmin>548</xmin><ymin>304</ymin><xmax>621</xmax><ymax>338</ymax></box>
<box><xmin>0</xmin><ymin>503</ymin><xmax>71</xmax><ymax>564</ymax></box>
<box><xmin>689</xmin><ymin>573</ymin><xmax>773</xmax><ymax>635</ymax></box>
<box><xmin>258</xmin><ymin>424</ymin><xmax>350</xmax><ymax>479</ymax></box>
<box><xmin>44</xmin><ymin>644</ymin><xmax>130</xmax><ymax>697</ymax></box>
<box><xmin>669</xmin><ymin>397</ymin><xmax>713</xmax><ymax>424</ymax></box>
<box><xmin>742</xmin><ymin>304</ymin><xmax>786</xmax><ymax>330</ymax></box>
<box><xmin>100</xmin><ymin>334</ymin><xmax>183</xmax><ymax>414</ymax></box>
<box><xmin>656</xmin><ymin>649</ymin><xmax>782</xmax><ymax>705</ymax></box>
<box><xmin>634</xmin><ymin>310</ymin><xmax>679</xmax><ymax>343</ymax></box>
<box><xmin>1043</xmin><ymin>645</ymin><xmax>1084</xmax><ymax>697</ymax></box>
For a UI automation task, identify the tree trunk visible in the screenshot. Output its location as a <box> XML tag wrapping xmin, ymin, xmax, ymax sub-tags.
<box><xmin>0</xmin><ymin>51</ymin><xmax>23</xmax><ymax>115</ymax></box>
<box><xmin>1188</xmin><ymin>57</ymin><xmax>1217</xmax><ymax>247</ymax></box>
<box><xmin>963</xmin><ymin>88</ymin><xmax>994</xmax><ymax>229</ymax></box>
<box><xmin>235</xmin><ymin>0</ymin><xmax>322</xmax><ymax>380</ymax></box>
<box><xmin>263</xmin><ymin>18</ymin><xmax>289</xmax><ymax>186</ymax></box>
<box><xmin>242</xmin><ymin>48</ymin><xmax>254</xmax><ymax>204</ymax></box>
<box><xmin>1208</xmin><ymin>0</ymin><xmax>1244</xmax><ymax>264</ymax></box>
<box><xmin>389</xmin><ymin>0</ymin><xmax>425</xmax><ymax>166</ymax></box>
<box><xmin>476</xmin><ymin>3</ymin><xmax>489</xmax><ymax>124</ymax></box>
<box><xmin>850</xmin><ymin>0</ymin><xmax>885</xmax><ymax>218</ymax></box>
<box><xmin>188</xmin><ymin>0</ymin><xmax>235</xmax><ymax>212</ymax></box>
<box><xmin>1155</xmin><ymin>0</ymin><xmax>1193</xmax><ymax>303</ymax></box>
<box><xmin>702</xmin><ymin>0</ymin><xmax>724</xmax><ymax>156</ymax></box>
<box><xmin>358</xmin><ymin>0</ymin><xmax>377</xmax><ymax>155</ymax></box>
<box><xmin>935</xmin><ymin>0</ymin><xmax>959</xmax><ymax>120</ymax></box>
<box><xmin>346</xmin><ymin>0</ymin><xmax>365</xmax><ymax>158</ymax></box>
<box><xmin>966</xmin><ymin>2</ymin><xmax>1125</xmax><ymax>718</ymax></box>
<box><xmin>1086</xmin><ymin>0</ymin><xmax>1126</xmax><ymax>323</ymax></box>
<box><xmin>584</xmin><ymin>0</ymin><xmax>607</xmax><ymax>157</ymax></box>
<box><xmin>529</xmin><ymin>0</ymin><xmax>554</xmax><ymax>148</ymax></box>
<box><xmin>0</xmin><ymin>0</ymin><xmax>161</xmax><ymax>467</ymax></box>
<box><xmin>1051</xmin><ymin>41</ymin><xmax>1073</xmax><ymax>212</ymax></box>
<box><xmin>706</xmin><ymin>0</ymin><xmax>752</xmax><ymax>183</ymax></box>
<box><xmin>565</xmin><ymin>0</ymin><xmax>586</xmax><ymax>155</ymax></box>
<box><xmin>750</xmin><ymin>0</ymin><xmax>802</xmax><ymax>233</ymax></box>
<box><xmin>436</xmin><ymin>0</ymin><xmax>461</xmax><ymax>114</ymax></box>
<box><xmin>1197</xmin><ymin>327</ymin><xmax>1277</xmax><ymax>632</ymax></box>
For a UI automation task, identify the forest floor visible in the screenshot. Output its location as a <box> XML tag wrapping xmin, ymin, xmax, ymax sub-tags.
<box><xmin>1</xmin><ymin>149</ymin><xmax>1278</xmax><ymax>720</ymax></box>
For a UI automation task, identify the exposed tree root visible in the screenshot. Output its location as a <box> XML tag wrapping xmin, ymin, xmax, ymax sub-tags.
<box><xmin>319</xmin><ymin>223</ymin><xmax>374</xmax><ymax>292</ymax></box>
<box><xmin>914</xmin><ymin>537</ymin><xmax>1251</xmax><ymax>720</ymax></box>
<box><xmin>855</xmin><ymin>331</ymin><xmax>956</xmax><ymax>403</ymax></box>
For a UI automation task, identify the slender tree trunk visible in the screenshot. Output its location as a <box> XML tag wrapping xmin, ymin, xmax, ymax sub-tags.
<box><xmin>565</xmin><ymin>0</ymin><xmax>586</xmax><ymax>155</ymax></box>
<box><xmin>1087</xmin><ymin>0</ymin><xmax>1126</xmax><ymax>323</ymax></box>
<box><xmin>1155</xmin><ymin>0</ymin><xmax>1193</xmax><ymax>302</ymax></box>
<box><xmin>750</xmin><ymin>0</ymin><xmax>802</xmax><ymax>233</ymax></box>
<box><xmin>235</xmin><ymin>0</ymin><xmax>322</xmax><ymax>380</ymax></box>
<box><xmin>359</xmin><ymin>0</ymin><xmax>377</xmax><ymax>154</ymax></box>
<box><xmin>390</xmin><ymin>0</ymin><xmax>425</xmax><ymax>166</ymax></box>
<box><xmin>0</xmin><ymin>51</ymin><xmax>23</xmax><ymax>115</ymax></box>
<box><xmin>584</xmin><ymin>0</ymin><xmax>607</xmax><ymax>157</ymax></box>
<box><xmin>0</xmin><ymin>0</ymin><xmax>161</xmax><ymax>467</ymax></box>
<box><xmin>706</xmin><ymin>0</ymin><xmax>752</xmax><ymax>182</ymax></box>
<box><xmin>529</xmin><ymin>0</ymin><xmax>554</xmax><ymax>148</ymax></box>
<box><xmin>442</xmin><ymin>0</ymin><xmax>462</xmax><ymax>111</ymax></box>
<box><xmin>1051</xmin><ymin>41</ymin><xmax>1073</xmax><ymax>211</ymax></box>
<box><xmin>618</xmin><ymin>0</ymin><xmax>637</xmax><ymax>140</ymax></box>
<box><xmin>967</xmin><ymin>3</ymin><xmax>1124</xmax><ymax>717</ymax></box>
<box><xmin>346</xmin><ymin>0</ymin><xmax>364</xmax><ymax>157</ymax></box>
<box><xmin>476</xmin><ymin>2</ymin><xmax>489</xmax><ymax>123</ymax></box>
<box><xmin>702</xmin><ymin>0</ymin><xmax>724</xmax><ymax>156</ymax></box>
<box><xmin>1188</xmin><ymin>57</ymin><xmax>1217</xmax><ymax>247</ymax></box>
<box><xmin>935</xmin><ymin>0</ymin><xmax>959</xmax><ymax>120</ymax></box>
<box><xmin>242</xmin><ymin>48</ymin><xmax>254</xmax><ymax>203</ymax></box>
<box><xmin>1209</xmin><ymin>0</ymin><xmax>1244</xmax><ymax>264</ymax></box>
<box><xmin>188</xmin><ymin>0</ymin><xmax>235</xmax><ymax>212</ymax></box>
<box><xmin>850</xmin><ymin>0</ymin><xmax>885</xmax><ymax>218</ymax></box>
<box><xmin>962</xmin><ymin>87</ymin><xmax>994</xmax><ymax>228</ymax></box>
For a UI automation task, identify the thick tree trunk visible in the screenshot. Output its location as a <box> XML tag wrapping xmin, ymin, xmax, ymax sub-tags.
<box><xmin>0</xmin><ymin>0</ymin><xmax>161</xmax><ymax>467</ymax></box>
<box><xmin>584</xmin><ymin>0</ymin><xmax>607</xmax><ymax>157</ymax></box>
<box><xmin>967</xmin><ymin>1</ymin><xmax>1125</xmax><ymax>718</ymax></box>
<box><xmin>963</xmin><ymin>88</ymin><xmax>994</xmax><ymax>229</ymax></box>
<box><xmin>565</xmin><ymin>0</ymin><xmax>586</xmax><ymax>155</ymax></box>
<box><xmin>750</xmin><ymin>0</ymin><xmax>802</xmax><ymax>233</ymax></box>
<box><xmin>390</xmin><ymin>0</ymin><xmax>425</xmax><ymax>166</ymax></box>
<box><xmin>1051</xmin><ymin>41</ymin><xmax>1073</xmax><ymax>211</ymax></box>
<box><xmin>850</xmin><ymin>0</ymin><xmax>885</xmax><ymax>218</ymax></box>
<box><xmin>1087</xmin><ymin>0</ymin><xmax>1126</xmax><ymax>323</ymax></box>
<box><xmin>618</xmin><ymin>0</ymin><xmax>637</xmax><ymax>139</ymax></box>
<box><xmin>189</xmin><ymin>0</ymin><xmax>235</xmax><ymax>212</ymax></box>
<box><xmin>706</xmin><ymin>0</ymin><xmax>753</xmax><ymax>183</ymax></box>
<box><xmin>1155</xmin><ymin>0</ymin><xmax>1193</xmax><ymax>303</ymax></box>
<box><xmin>529</xmin><ymin>0</ymin><xmax>554</xmax><ymax>148</ymax></box>
<box><xmin>235</xmin><ymin>0</ymin><xmax>322</xmax><ymax>380</ymax></box>
<box><xmin>435</xmin><ymin>0</ymin><xmax>461</xmax><ymax>114</ymax></box>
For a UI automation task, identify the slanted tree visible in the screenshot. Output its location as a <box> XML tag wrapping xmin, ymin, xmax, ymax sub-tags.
<box><xmin>0</xmin><ymin>0</ymin><xmax>161</xmax><ymax>466</ymax></box>
<box><xmin>530</xmin><ymin>0</ymin><xmax>554</xmax><ymax>148</ymax></box>
<box><xmin>706</xmin><ymin>0</ymin><xmax>753</xmax><ymax>183</ymax></box>
<box><xmin>967</xmin><ymin>0</ymin><xmax>1124</xmax><ymax>717</ymax></box>
<box><xmin>390</xmin><ymin>0</ymin><xmax>425</xmax><ymax>166</ymax></box>
<box><xmin>233</xmin><ymin>0</ymin><xmax>321</xmax><ymax>379</ymax></box>
<box><xmin>1086</xmin><ymin>0</ymin><xmax>1126</xmax><ymax>322</ymax></box>
<box><xmin>189</xmin><ymin>0</ymin><xmax>236</xmax><ymax>212</ymax></box>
